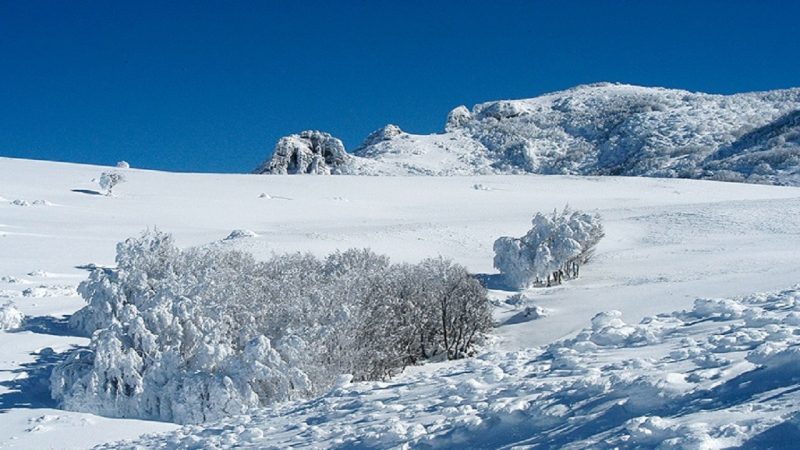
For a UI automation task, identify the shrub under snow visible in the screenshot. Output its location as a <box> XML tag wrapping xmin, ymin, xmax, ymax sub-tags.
<box><xmin>0</xmin><ymin>302</ymin><xmax>24</xmax><ymax>330</ymax></box>
<box><xmin>53</xmin><ymin>230</ymin><xmax>492</xmax><ymax>424</ymax></box>
<box><xmin>493</xmin><ymin>207</ymin><xmax>604</xmax><ymax>289</ymax></box>
<box><xmin>98</xmin><ymin>171</ymin><xmax>126</xmax><ymax>196</ymax></box>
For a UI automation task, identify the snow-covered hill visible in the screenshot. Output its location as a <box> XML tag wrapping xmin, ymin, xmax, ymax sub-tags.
<box><xmin>1</xmin><ymin>157</ymin><xmax>800</xmax><ymax>448</ymax></box>
<box><xmin>258</xmin><ymin>83</ymin><xmax>800</xmax><ymax>185</ymax></box>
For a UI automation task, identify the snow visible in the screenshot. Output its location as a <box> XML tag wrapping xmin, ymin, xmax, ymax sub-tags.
<box><xmin>1</xmin><ymin>156</ymin><xmax>799</xmax><ymax>448</ymax></box>
<box><xmin>259</xmin><ymin>83</ymin><xmax>800</xmax><ymax>184</ymax></box>
<box><xmin>106</xmin><ymin>287</ymin><xmax>800</xmax><ymax>449</ymax></box>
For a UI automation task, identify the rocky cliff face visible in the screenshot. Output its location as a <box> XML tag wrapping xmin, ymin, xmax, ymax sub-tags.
<box><xmin>256</xmin><ymin>83</ymin><xmax>800</xmax><ymax>185</ymax></box>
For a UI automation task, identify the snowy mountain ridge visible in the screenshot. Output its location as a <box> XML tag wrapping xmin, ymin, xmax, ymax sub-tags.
<box><xmin>257</xmin><ymin>83</ymin><xmax>800</xmax><ymax>185</ymax></box>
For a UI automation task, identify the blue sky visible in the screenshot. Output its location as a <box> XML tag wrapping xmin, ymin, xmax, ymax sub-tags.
<box><xmin>1</xmin><ymin>1</ymin><xmax>799</xmax><ymax>173</ymax></box>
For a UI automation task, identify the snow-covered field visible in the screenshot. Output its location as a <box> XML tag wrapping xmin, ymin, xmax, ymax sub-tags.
<box><xmin>1</xmin><ymin>156</ymin><xmax>799</xmax><ymax>448</ymax></box>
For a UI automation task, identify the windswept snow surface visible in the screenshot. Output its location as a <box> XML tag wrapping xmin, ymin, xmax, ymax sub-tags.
<box><xmin>1</xmin><ymin>156</ymin><xmax>800</xmax><ymax>448</ymax></box>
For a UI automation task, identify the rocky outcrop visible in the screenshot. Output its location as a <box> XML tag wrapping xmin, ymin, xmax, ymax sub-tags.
<box><xmin>255</xmin><ymin>130</ymin><xmax>351</xmax><ymax>175</ymax></box>
<box><xmin>445</xmin><ymin>106</ymin><xmax>472</xmax><ymax>131</ymax></box>
<box><xmin>353</xmin><ymin>124</ymin><xmax>404</xmax><ymax>155</ymax></box>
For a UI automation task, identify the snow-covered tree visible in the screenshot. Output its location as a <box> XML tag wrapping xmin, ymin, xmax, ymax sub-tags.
<box><xmin>53</xmin><ymin>230</ymin><xmax>492</xmax><ymax>424</ymax></box>
<box><xmin>98</xmin><ymin>171</ymin><xmax>126</xmax><ymax>196</ymax></box>
<box><xmin>493</xmin><ymin>207</ymin><xmax>604</xmax><ymax>289</ymax></box>
<box><xmin>0</xmin><ymin>302</ymin><xmax>24</xmax><ymax>330</ymax></box>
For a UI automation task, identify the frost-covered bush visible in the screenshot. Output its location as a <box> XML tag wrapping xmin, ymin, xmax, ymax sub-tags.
<box><xmin>53</xmin><ymin>230</ymin><xmax>491</xmax><ymax>424</ymax></box>
<box><xmin>0</xmin><ymin>302</ymin><xmax>24</xmax><ymax>330</ymax></box>
<box><xmin>98</xmin><ymin>171</ymin><xmax>126</xmax><ymax>196</ymax></box>
<box><xmin>493</xmin><ymin>207</ymin><xmax>604</xmax><ymax>289</ymax></box>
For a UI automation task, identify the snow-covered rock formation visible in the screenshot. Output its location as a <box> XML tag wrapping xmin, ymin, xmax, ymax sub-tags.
<box><xmin>257</xmin><ymin>83</ymin><xmax>800</xmax><ymax>184</ymax></box>
<box><xmin>445</xmin><ymin>105</ymin><xmax>472</xmax><ymax>132</ymax></box>
<box><xmin>255</xmin><ymin>130</ymin><xmax>352</xmax><ymax>175</ymax></box>
<box><xmin>353</xmin><ymin>124</ymin><xmax>404</xmax><ymax>153</ymax></box>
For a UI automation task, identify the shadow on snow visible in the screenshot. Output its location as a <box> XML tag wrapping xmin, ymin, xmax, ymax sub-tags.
<box><xmin>0</xmin><ymin>315</ymin><xmax>83</xmax><ymax>413</ymax></box>
<box><xmin>0</xmin><ymin>345</ymin><xmax>78</xmax><ymax>413</ymax></box>
<box><xmin>15</xmin><ymin>315</ymin><xmax>74</xmax><ymax>337</ymax></box>
<box><xmin>70</xmin><ymin>188</ymin><xmax>103</xmax><ymax>196</ymax></box>
<box><xmin>474</xmin><ymin>273</ymin><xmax>516</xmax><ymax>292</ymax></box>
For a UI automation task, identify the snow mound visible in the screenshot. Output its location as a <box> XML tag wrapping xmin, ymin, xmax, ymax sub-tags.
<box><xmin>223</xmin><ymin>229</ymin><xmax>258</xmax><ymax>240</ymax></box>
<box><xmin>1</xmin><ymin>275</ymin><xmax>29</xmax><ymax>284</ymax></box>
<box><xmin>256</xmin><ymin>83</ymin><xmax>800</xmax><ymax>184</ymax></box>
<box><xmin>22</xmin><ymin>285</ymin><xmax>77</xmax><ymax>298</ymax></box>
<box><xmin>505</xmin><ymin>305</ymin><xmax>548</xmax><ymax>324</ymax></box>
<box><xmin>690</xmin><ymin>297</ymin><xmax>747</xmax><ymax>320</ymax></box>
<box><xmin>107</xmin><ymin>286</ymin><xmax>800</xmax><ymax>449</ymax></box>
<box><xmin>502</xmin><ymin>293</ymin><xmax>548</xmax><ymax>324</ymax></box>
<box><xmin>0</xmin><ymin>301</ymin><xmax>24</xmax><ymax>330</ymax></box>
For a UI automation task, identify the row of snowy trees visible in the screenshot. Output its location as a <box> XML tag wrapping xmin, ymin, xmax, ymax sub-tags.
<box><xmin>493</xmin><ymin>207</ymin><xmax>604</xmax><ymax>289</ymax></box>
<box><xmin>52</xmin><ymin>230</ymin><xmax>492</xmax><ymax>424</ymax></box>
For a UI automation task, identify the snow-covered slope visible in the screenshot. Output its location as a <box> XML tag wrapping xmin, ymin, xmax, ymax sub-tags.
<box><xmin>107</xmin><ymin>287</ymin><xmax>800</xmax><ymax>449</ymax></box>
<box><xmin>258</xmin><ymin>83</ymin><xmax>800</xmax><ymax>184</ymax></box>
<box><xmin>1</xmin><ymin>157</ymin><xmax>800</xmax><ymax>448</ymax></box>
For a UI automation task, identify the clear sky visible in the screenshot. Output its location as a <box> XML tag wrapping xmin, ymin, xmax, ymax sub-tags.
<box><xmin>2</xmin><ymin>1</ymin><xmax>799</xmax><ymax>173</ymax></box>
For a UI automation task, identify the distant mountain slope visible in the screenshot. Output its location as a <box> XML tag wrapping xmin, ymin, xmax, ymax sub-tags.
<box><xmin>257</xmin><ymin>83</ymin><xmax>800</xmax><ymax>184</ymax></box>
